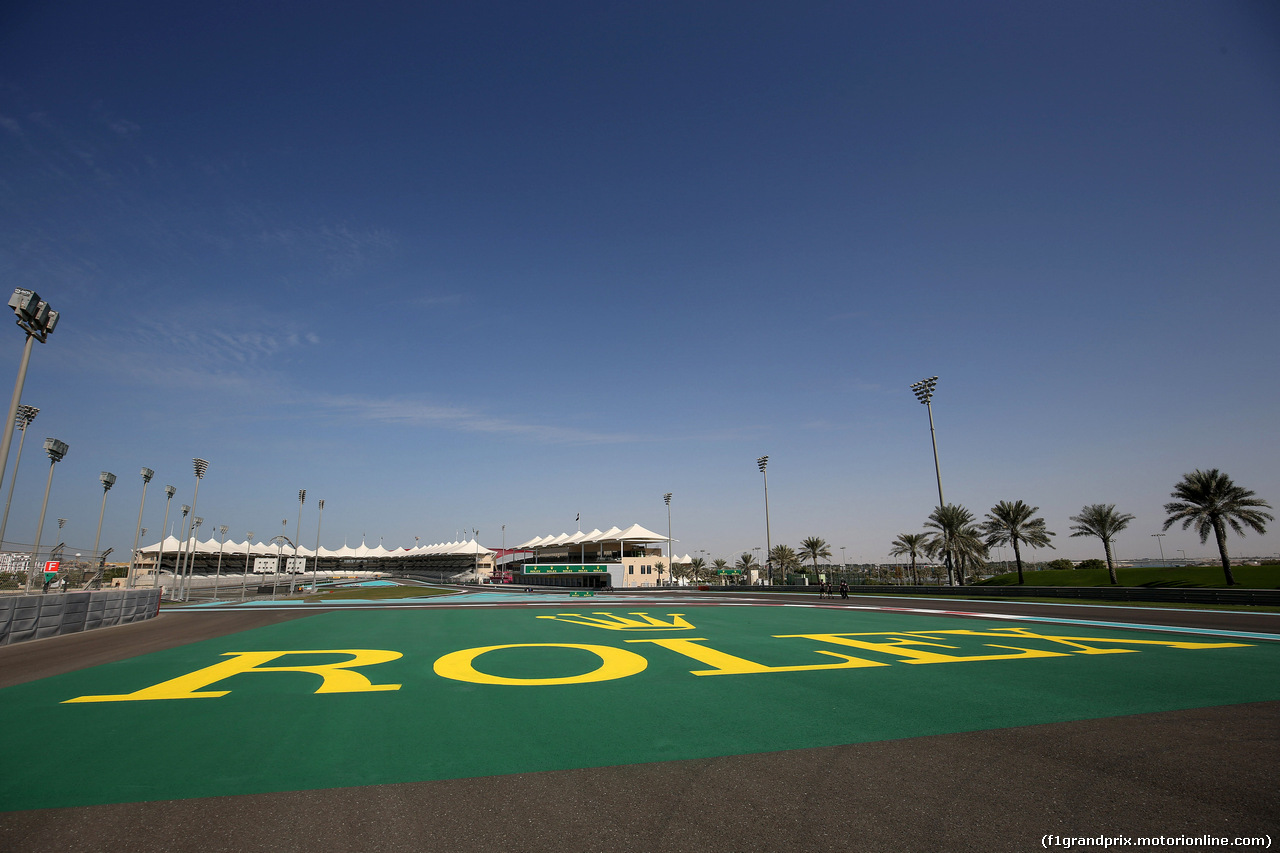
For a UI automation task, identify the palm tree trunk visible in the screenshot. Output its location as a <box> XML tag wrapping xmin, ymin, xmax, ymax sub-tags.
<box><xmin>1013</xmin><ymin>538</ymin><xmax>1025</xmax><ymax>585</ymax></box>
<box><xmin>1104</xmin><ymin>539</ymin><xmax>1118</xmax><ymax>585</ymax></box>
<box><xmin>1214</xmin><ymin>521</ymin><xmax>1236</xmax><ymax>586</ymax></box>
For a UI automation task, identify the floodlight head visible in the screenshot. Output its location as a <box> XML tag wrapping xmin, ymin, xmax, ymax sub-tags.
<box><xmin>140</xmin><ymin>467</ymin><xmax>154</xmax><ymax>483</ymax></box>
<box><xmin>100</xmin><ymin>471</ymin><xmax>116</xmax><ymax>490</ymax></box>
<box><xmin>192</xmin><ymin>458</ymin><xmax>209</xmax><ymax>479</ymax></box>
<box><xmin>219</xmin><ymin>525</ymin><xmax>228</xmax><ymax>535</ymax></box>
<box><xmin>43</xmin><ymin>310</ymin><xmax>58</xmax><ymax>334</ymax></box>
<box><xmin>32</xmin><ymin>301</ymin><xmax>50</xmax><ymax>328</ymax></box>
<box><xmin>9</xmin><ymin>288</ymin><xmax>40</xmax><ymax>320</ymax></box>
<box><xmin>910</xmin><ymin>375</ymin><xmax>939</xmax><ymax>404</ymax></box>
<box><xmin>664</xmin><ymin>492</ymin><xmax>672</xmax><ymax>505</ymax></box>
<box><xmin>757</xmin><ymin>455</ymin><xmax>768</xmax><ymax>472</ymax></box>
<box><xmin>181</xmin><ymin>505</ymin><xmax>190</xmax><ymax>516</ymax></box>
<box><xmin>58</xmin><ymin>518</ymin><xmax>66</xmax><ymax>528</ymax></box>
<box><xmin>299</xmin><ymin>489</ymin><xmax>306</xmax><ymax>504</ymax></box>
<box><xmin>193</xmin><ymin>517</ymin><xmax>203</xmax><ymax>528</ymax></box>
<box><xmin>164</xmin><ymin>485</ymin><xmax>176</xmax><ymax>499</ymax></box>
<box><xmin>317</xmin><ymin>499</ymin><xmax>324</xmax><ymax>511</ymax></box>
<box><xmin>15</xmin><ymin>405</ymin><xmax>38</xmax><ymax>428</ymax></box>
<box><xmin>247</xmin><ymin>531</ymin><xmax>254</xmax><ymax>539</ymax></box>
<box><xmin>43</xmin><ymin>437</ymin><xmax>68</xmax><ymax>463</ymax></box>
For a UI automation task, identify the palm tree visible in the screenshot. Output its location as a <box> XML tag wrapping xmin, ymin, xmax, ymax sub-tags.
<box><xmin>653</xmin><ymin>559</ymin><xmax>666</xmax><ymax>587</ymax></box>
<box><xmin>769</xmin><ymin>544</ymin><xmax>801</xmax><ymax>581</ymax></box>
<box><xmin>923</xmin><ymin>504</ymin><xmax>986</xmax><ymax>586</ymax></box>
<box><xmin>1068</xmin><ymin>504</ymin><xmax>1134</xmax><ymax>585</ymax></box>
<box><xmin>1163</xmin><ymin>469</ymin><xmax>1273</xmax><ymax>586</ymax></box>
<box><xmin>799</xmin><ymin>536</ymin><xmax>833</xmax><ymax>581</ymax></box>
<box><xmin>888</xmin><ymin>533</ymin><xmax>929</xmax><ymax>585</ymax></box>
<box><xmin>685</xmin><ymin>557</ymin><xmax>706</xmax><ymax>586</ymax></box>
<box><xmin>733</xmin><ymin>552</ymin><xmax>757</xmax><ymax>584</ymax></box>
<box><xmin>981</xmin><ymin>500</ymin><xmax>1056</xmax><ymax>585</ymax></box>
<box><xmin>712</xmin><ymin>557</ymin><xmax>731</xmax><ymax>584</ymax></box>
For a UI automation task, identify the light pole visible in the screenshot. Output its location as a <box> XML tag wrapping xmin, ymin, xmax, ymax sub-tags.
<box><xmin>841</xmin><ymin>546</ymin><xmax>847</xmax><ymax>584</ymax></box>
<box><xmin>212</xmin><ymin>525</ymin><xmax>229</xmax><ymax>600</ymax></box>
<box><xmin>26</xmin><ymin>437</ymin><xmax>67</xmax><ymax>593</ymax></box>
<box><xmin>92</xmin><ymin>471</ymin><xmax>116</xmax><ymax>575</ymax></box>
<box><xmin>290</xmin><ymin>490</ymin><xmax>305</xmax><ymax>596</ymax></box>
<box><xmin>0</xmin><ymin>403</ymin><xmax>38</xmax><ymax>550</ymax></box>
<box><xmin>1152</xmin><ymin>533</ymin><xmax>1167</xmax><ymax>567</ymax></box>
<box><xmin>663</xmin><ymin>493</ymin><xmax>672</xmax><ymax>588</ymax></box>
<box><xmin>273</xmin><ymin>520</ymin><xmax>286</xmax><ymax>597</ymax></box>
<box><xmin>154</xmin><ymin>486</ymin><xmax>175</xmax><ymax>590</ymax></box>
<box><xmin>173</xmin><ymin>504</ymin><xmax>190</xmax><ymax>598</ymax></box>
<box><xmin>126</xmin><ymin>468</ymin><xmax>153</xmax><ymax>588</ymax></box>
<box><xmin>757</xmin><ymin>456</ymin><xmax>772</xmax><ymax>585</ymax></box>
<box><xmin>184</xmin><ymin>517</ymin><xmax>202</xmax><ymax>600</ymax></box>
<box><xmin>176</xmin><ymin>458</ymin><xmax>209</xmax><ymax>600</ymax></box>
<box><xmin>311</xmin><ymin>500</ymin><xmax>324</xmax><ymax>593</ymax></box>
<box><xmin>910</xmin><ymin>376</ymin><xmax>952</xmax><ymax>584</ymax></box>
<box><xmin>0</xmin><ymin>290</ymin><xmax>58</xmax><ymax>505</ymax></box>
<box><xmin>241</xmin><ymin>531</ymin><xmax>255</xmax><ymax>600</ymax></box>
<box><xmin>1178</xmin><ymin>549</ymin><xmax>1187</xmax><ymax>566</ymax></box>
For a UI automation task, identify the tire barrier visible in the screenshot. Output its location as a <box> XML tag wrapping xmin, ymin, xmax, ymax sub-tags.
<box><xmin>0</xmin><ymin>588</ymin><xmax>161</xmax><ymax>646</ymax></box>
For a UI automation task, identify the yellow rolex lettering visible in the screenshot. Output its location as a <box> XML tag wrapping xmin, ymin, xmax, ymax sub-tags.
<box><xmin>896</xmin><ymin>628</ymin><xmax>1250</xmax><ymax>655</ymax></box>
<box><xmin>433</xmin><ymin>643</ymin><xmax>647</xmax><ymax>686</ymax></box>
<box><xmin>64</xmin><ymin>649</ymin><xmax>403</xmax><ymax>703</ymax></box>
<box><xmin>625</xmin><ymin>637</ymin><xmax>886</xmax><ymax>675</ymax></box>
<box><xmin>776</xmin><ymin>633</ymin><xmax>1072</xmax><ymax>664</ymax></box>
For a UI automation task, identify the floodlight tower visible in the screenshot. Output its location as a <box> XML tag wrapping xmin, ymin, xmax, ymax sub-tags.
<box><xmin>126</xmin><ymin>468</ymin><xmax>154</xmax><ymax>588</ymax></box>
<box><xmin>183</xmin><ymin>517</ymin><xmax>202</xmax><ymax>600</ymax></box>
<box><xmin>26</xmin><ymin>437</ymin><xmax>68</xmax><ymax>592</ymax></box>
<box><xmin>0</xmin><ymin>404</ymin><xmax>38</xmax><ymax>550</ymax></box>
<box><xmin>311</xmin><ymin>499</ymin><xmax>324</xmax><ymax>593</ymax></box>
<box><xmin>176</xmin><ymin>458</ymin><xmax>209</xmax><ymax>599</ymax></box>
<box><xmin>212</xmin><ymin>524</ymin><xmax>229</xmax><ymax>599</ymax></box>
<box><xmin>910</xmin><ymin>376</ymin><xmax>951</xmax><ymax>583</ymax></box>
<box><xmin>290</xmin><ymin>489</ymin><xmax>305</xmax><ymax>596</ymax></box>
<box><xmin>173</xmin><ymin>504</ymin><xmax>190</xmax><ymax>598</ymax></box>
<box><xmin>154</xmin><ymin>485</ymin><xmax>176</xmax><ymax>589</ymax></box>
<box><xmin>0</xmin><ymin>289</ymin><xmax>59</xmax><ymax>502</ymax></box>
<box><xmin>92</xmin><ymin>471</ymin><xmax>117</xmax><ymax>569</ymax></box>
<box><xmin>757</xmin><ymin>456</ymin><xmax>772</xmax><ymax>585</ymax></box>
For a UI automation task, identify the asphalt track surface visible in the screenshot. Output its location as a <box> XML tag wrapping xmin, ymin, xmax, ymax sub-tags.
<box><xmin>1</xmin><ymin>590</ymin><xmax>1277</xmax><ymax>853</ymax></box>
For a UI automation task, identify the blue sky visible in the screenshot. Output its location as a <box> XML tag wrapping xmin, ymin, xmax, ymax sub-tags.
<box><xmin>1</xmin><ymin>1</ymin><xmax>1277</xmax><ymax>565</ymax></box>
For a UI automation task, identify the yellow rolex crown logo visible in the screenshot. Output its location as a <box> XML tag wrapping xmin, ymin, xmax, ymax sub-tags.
<box><xmin>536</xmin><ymin>612</ymin><xmax>694</xmax><ymax>631</ymax></box>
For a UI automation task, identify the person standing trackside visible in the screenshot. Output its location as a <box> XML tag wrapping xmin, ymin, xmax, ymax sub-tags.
<box><xmin>839</xmin><ymin>580</ymin><xmax>849</xmax><ymax>599</ymax></box>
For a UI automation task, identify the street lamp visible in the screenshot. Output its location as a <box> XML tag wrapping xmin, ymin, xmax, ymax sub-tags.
<box><xmin>92</xmin><ymin>471</ymin><xmax>116</xmax><ymax>573</ymax></box>
<box><xmin>126</xmin><ymin>468</ymin><xmax>154</xmax><ymax>588</ymax></box>
<box><xmin>0</xmin><ymin>289</ymin><xmax>59</xmax><ymax>503</ymax></box>
<box><xmin>757</xmin><ymin>456</ymin><xmax>772</xmax><ymax>585</ymax></box>
<box><xmin>1151</xmin><ymin>533</ymin><xmax>1168</xmax><ymax>567</ymax></box>
<box><xmin>311</xmin><ymin>499</ymin><xmax>324</xmax><ymax>593</ymax></box>
<box><xmin>26</xmin><ymin>437</ymin><xmax>67</xmax><ymax>593</ymax></box>
<box><xmin>154</xmin><ymin>486</ymin><xmax>175</xmax><ymax>590</ymax></box>
<box><xmin>0</xmin><ymin>403</ymin><xmax>38</xmax><ymax>550</ymax></box>
<box><xmin>663</xmin><ymin>493</ymin><xmax>673</xmax><ymax>588</ymax></box>
<box><xmin>212</xmin><ymin>524</ymin><xmax>229</xmax><ymax>599</ymax></box>
<box><xmin>910</xmin><ymin>376</ymin><xmax>952</xmax><ymax>585</ymax></box>
<box><xmin>290</xmin><ymin>489</ymin><xmax>306</xmax><ymax>596</ymax></box>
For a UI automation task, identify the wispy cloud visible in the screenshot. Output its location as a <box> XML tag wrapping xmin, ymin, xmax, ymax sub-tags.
<box><xmin>315</xmin><ymin>394</ymin><xmax>642</xmax><ymax>445</ymax></box>
<box><xmin>257</xmin><ymin>224</ymin><xmax>395</xmax><ymax>276</ymax></box>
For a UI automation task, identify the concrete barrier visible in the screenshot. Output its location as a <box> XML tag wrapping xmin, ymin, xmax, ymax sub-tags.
<box><xmin>0</xmin><ymin>588</ymin><xmax>161</xmax><ymax>646</ymax></box>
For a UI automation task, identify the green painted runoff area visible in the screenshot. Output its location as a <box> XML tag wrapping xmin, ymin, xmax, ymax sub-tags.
<box><xmin>2</xmin><ymin>606</ymin><xmax>1278</xmax><ymax>812</ymax></box>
